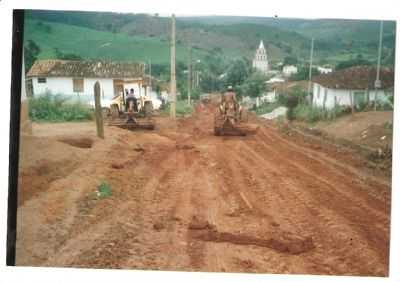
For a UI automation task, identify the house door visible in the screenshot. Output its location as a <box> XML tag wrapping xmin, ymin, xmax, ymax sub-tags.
<box><xmin>26</xmin><ymin>79</ymin><xmax>33</xmax><ymax>97</ymax></box>
<box><xmin>354</xmin><ymin>91</ymin><xmax>366</xmax><ymax>109</ymax></box>
<box><xmin>113</xmin><ymin>79</ymin><xmax>124</xmax><ymax>97</ymax></box>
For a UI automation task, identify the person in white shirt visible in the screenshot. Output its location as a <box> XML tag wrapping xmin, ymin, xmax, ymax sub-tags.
<box><xmin>125</xmin><ymin>88</ymin><xmax>138</xmax><ymax>112</ymax></box>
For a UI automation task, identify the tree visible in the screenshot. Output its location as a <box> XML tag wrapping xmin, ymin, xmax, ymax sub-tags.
<box><xmin>24</xmin><ymin>40</ymin><xmax>41</xmax><ymax>73</ymax></box>
<box><xmin>54</xmin><ymin>48</ymin><xmax>83</xmax><ymax>60</ymax></box>
<box><xmin>291</xmin><ymin>66</ymin><xmax>319</xmax><ymax>81</ymax></box>
<box><xmin>238</xmin><ymin>72</ymin><xmax>266</xmax><ymax>98</ymax></box>
<box><xmin>225</xmin><ymin>59</ymin><xmax>251</xmax><ymax>88</ymax></box>
<box><xmin>283</xmin><ymin>56</ymin><xmax>298</xmax><ymax>66</ymax></box>
<box><xmin>336</xmin><ymin>55</ymin><xmax>371</xmax><ymax>70</ymax></box>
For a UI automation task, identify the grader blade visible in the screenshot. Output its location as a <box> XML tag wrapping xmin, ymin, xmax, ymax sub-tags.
<box><xmin>108</xmin><ymin>117</ymin><xmax>155</xmax><ymax>131</ymax></box>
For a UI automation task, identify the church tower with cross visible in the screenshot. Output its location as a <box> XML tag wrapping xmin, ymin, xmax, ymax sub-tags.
<box><xmin>252</xmin><ymin>40</ymin><xmax>269</xmax><ymax>74</ymax></box>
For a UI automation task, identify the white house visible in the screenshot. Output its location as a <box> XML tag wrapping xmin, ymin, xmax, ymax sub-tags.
<box><xmin>282</xmin><ymin>65</ymin><xmax>298</xmax><ymax>77</ymax></box>
<box><xmin>26</xmin><ymin>60</ymin><xmax>151</xmax><ymax>106</ymax></box>
<box><xmin>317</xmin><ymin>66</ymin><xmax>333</xmax><ymax>74</ymax></box>
<box><xmin>266</xmin><ymin>77</ymin><xmax>285</xmax><ymax>84</ymax></box>
<box><xmin>312</xmin><ymin>66</ymin><xmax>394</xmax><ymax>110</ymax></box>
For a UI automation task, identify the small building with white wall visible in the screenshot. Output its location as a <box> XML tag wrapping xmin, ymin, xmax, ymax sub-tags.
<box><xmin>317</xmin><ymin>66</ymin><xmax>333</xmax><ymax>74</ymax></box>
<box><xmin>282</xmin><ymin>65</ymin><xmax>298</xmax><ymax>77</ymax></box>
<box><xmin>26</xmin><ymin>60</ymin><xmax>149</xmax><ymax>105</ymax></box>
<box><xmin>311</xmin><ymin>66</ymin><xmax>394</xmax><ymax>110</ymax></box>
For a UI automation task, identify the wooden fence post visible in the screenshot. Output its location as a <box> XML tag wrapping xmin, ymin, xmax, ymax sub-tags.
<box><xmin>94</xmin><ymin>81</ymin><xmax>104</xmax><ymax>139</ymax></box>
<box><xmin>349</xmin><ymin>90</ymin><xmax>354</xmax><ymax>114</ymax></box>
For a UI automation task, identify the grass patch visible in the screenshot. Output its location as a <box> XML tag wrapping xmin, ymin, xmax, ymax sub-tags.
<box><xmin>29</xmin><ymin>93</ymin><xmax>93</xmax><ymax>122</ymax></box>
<box><xmin>252</xmin><ymin>102</ymin><xmax>281</xmax><ymax>115</ymax></box>
<box><xmin>293</xmin><ymin>103</ymin><xmax>348</xmax><ymax>123</ymax></box>
<box><xmin>96</xmin><ymin>182</ymin><xmax>112</xmax><ymax>199</ymax></box>
<box><xmin>24</xmin><ymin>19</ymin><xmax>207</xmax><ymax>64</ymax></box>
<box><xmin>160</xmin><ymin>100</ymin><xmax>194</xmax><ymax>117</ymax></box>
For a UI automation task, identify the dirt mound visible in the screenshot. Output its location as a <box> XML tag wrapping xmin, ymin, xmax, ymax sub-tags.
<box><xmin>58</xmin><ymin>137</ymin><xmax>94</xmax><ymax>148</ymax></box>
<box><xmin>189</xmin><ymin>217</ymin><xmax>315</xmax><ymax>255</ymax></box>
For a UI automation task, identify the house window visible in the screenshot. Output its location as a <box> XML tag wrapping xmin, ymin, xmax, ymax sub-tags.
<box><xmin>73</xmin><ymin>78</ymin><xmax>84</xmax><ymax>93</ymax></box>
<box><xmin>38</xmin><ymin>77</ymin><xmax>47</xmax><ymax>83</ymax></box>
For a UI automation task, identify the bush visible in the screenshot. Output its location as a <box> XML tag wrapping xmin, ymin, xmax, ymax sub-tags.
<box><xmin>97</xmin><ymin>182</ymin><xmax>112</xmax><ymax>199</ymax></box>
<box><xmin>293</xmin><ymin>104</ymin><xmax>347</xmax><ymax>123</ymax></box>
<box><xmin>253</xmin><ymin>102</ymin><xmax>280</xmax><ymax>115</ymax></box>
<box><xmin>29</xmin><ymin>92</ymin><xmax>92</xmax><ymax>122</ymax></box>
<box><xmin>160</xmin><ymin>100</ymin><xmax>194</xmax><ymax>117</ymax></box>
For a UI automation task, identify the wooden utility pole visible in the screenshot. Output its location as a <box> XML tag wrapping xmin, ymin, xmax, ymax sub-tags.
<box><xmin>307</xmin><ymin>38</ymin><xmax>314</xmax><ymax>100</ymax></box>
<box><xmin>187</xmin><ymin>45</ymin><xmax>192</xmax><ymax>106</ymax></box>
<box><xmin>170</xmin><ymin>14</ymin><xmax>177</xmax><ymax>118</ymax></box>
<box><xmin>94</xmin><ymin>81</ymin><xmax>104</xmax><ymax>139</ymax></box>
<box><xmin>149</xmin><ymin>59</ymin><xmax>152</xmax><ymax>94</ymax></box>
<box><xmin>374</xmin><ymin>21</ymin><xmax>383</xmax><ymax>111</ymax></box>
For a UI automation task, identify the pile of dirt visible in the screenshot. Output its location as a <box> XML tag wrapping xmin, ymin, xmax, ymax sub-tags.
<box><xmin>58</xmin><ymin>137</ymin><xmax>94</xmax><ymax>148</ymax></box>
<box><xmin>17</xmin><ymin>135</ymin><xmax>88</xmax><ymax>205</ymax></box>
<box><xmin>188</xmin><ymin>216</ymin><xmax>315</xmax><ymax>255</ymax></box>
<box><xmin>313</xmin><ymin>111</ymin><xmax>393</xmax><ymax>150</ymax></box>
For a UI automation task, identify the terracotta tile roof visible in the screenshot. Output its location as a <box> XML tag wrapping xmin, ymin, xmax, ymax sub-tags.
<box><xmin>312</xmin><ymin>66</ymin><xmax>394</xmax><ymax>90</ymax></box>
<box><xmin>27</xmin><ymin>59</ymin><xmax>145</xmax><ymax>78</ymax></box>
<box><xmin>271</xmin><ymin>80</ymin><xmax>309</xmax><ymax>95</ymax></box>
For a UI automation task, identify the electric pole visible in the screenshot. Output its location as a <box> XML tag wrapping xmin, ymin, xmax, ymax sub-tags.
<box><xmin>374</xmin><ymin>21</ymin><xmax>383</xmax><ymax>111</ymax></box>
<box><xmin>149</xmin><ymin>59</ymin><xmax>152</xmax><ymax>95</ymax></box>
<box><xmin>307</xmin><ymin>37</ymin><xmax>314</xmax><ymax>101</ymax></box>
<box><xmin>170</xmin><ymin>14</ymin><xmax>177</xmax><ymax>118</ymax></box>
<box><xmin>188</xmin><ymin>45</ymin><xmax>192</xmax><ymax>106</ymax></box>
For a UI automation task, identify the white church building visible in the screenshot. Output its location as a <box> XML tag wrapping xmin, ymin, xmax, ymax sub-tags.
<box><xmin>252</xmin><ymin>40</ymin><xmax>269</xmax><ymax>74</ymax></box>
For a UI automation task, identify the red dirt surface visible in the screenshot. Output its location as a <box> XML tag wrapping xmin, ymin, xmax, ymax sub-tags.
<box><xmin>15</xmin><ymin>102</ymin><xmax>391</xmax><ymax>276</ymax></box>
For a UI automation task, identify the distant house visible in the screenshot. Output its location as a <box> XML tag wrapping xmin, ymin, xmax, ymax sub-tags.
<box><xmin>26</xmin><ymin>60</ymin><xmax>149</xmax><ymax>101</ymax></box>
<box><xmin>270</xmin><ymin>80</ymin><xmax>309</xmax><ymax>103</ymax></box>
<box><xmin>317</xmin><ymin>66</ymin><xmax>333</xmax><ymax>74</ymax></box>
<box><xmin>282</xmin><ymin>65</ymin><xmax>298</xmax><ymax>77</ymax></box>
<box><xmin>266</xmin><ymin>77</ymin><xmax>285</xmax><ymax>84</ymax></box>
<box><xmin>312</xmin><ymin>66</ymin><xmax>394</xmax><ymax>110</ymax></box>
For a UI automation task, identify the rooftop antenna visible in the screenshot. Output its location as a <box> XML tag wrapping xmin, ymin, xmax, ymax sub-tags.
<box><xmin>374</xmin><ymin>21</ymin><xmax>383</xmax><ymax>111</ymax></box>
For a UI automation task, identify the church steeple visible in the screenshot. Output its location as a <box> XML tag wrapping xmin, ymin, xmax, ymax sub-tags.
<box><xmin>252</xmin><ymin>40</ymin><xmax>269</xmax><ymax>73</ymax></box>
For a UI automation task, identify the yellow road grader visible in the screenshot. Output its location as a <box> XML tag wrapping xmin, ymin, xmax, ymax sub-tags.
<box><xmin>214</xmin><ymin>88</ymin><xmax>258</xmax><ymax>136</ymax></box>
<box><xmin>108</xmin><ymin>93</ymin><xmax>155</xmax><ymax>130</ymax></box>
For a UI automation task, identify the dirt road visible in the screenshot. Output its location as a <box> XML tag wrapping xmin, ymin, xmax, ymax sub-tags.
<box><xmin>16</xmin><ymin>103</ymin><xmax>391</xmax><ymax>276</ymax></box>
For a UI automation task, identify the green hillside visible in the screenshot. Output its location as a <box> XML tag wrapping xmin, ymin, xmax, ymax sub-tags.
<box><xmin>24</xmin><ymin>19</ymin><xmax>206</xmax><ymax>65</ymax></box>
<box><xmin>25</xmin><ymin>11</ymin><xmax>396</xmax><ymax>69</ymax></box>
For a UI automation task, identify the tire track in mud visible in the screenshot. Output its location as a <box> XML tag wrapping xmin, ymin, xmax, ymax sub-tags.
<box><xmin>250</xmin><ymin>129</ymin><xmax>389</xmax><ymax>221</ymax></box>
<box><xmin>185</xmin><ymin>148</ymin><xmax>230</xmax><ymax>272</ymax></box>
<box><xmin>225</xmin><ymin>144</ymin><xmax>367</xmax><ymax>274</ymax></box>
<box><xmin>45</xmin><ymin>144</ymin><xmax>180</xmax><ymax>268</ymax></box>
<box><xmin>258</xmin><ymin>124</ymin><xmax>391</xmax><ymax>195</ymax></box>
<box><xmin>223</xmin><ymin>137</ymin><xmax>389</xmax><ymax>275</ymax></box>
<box><xmin>121</xmin><ymin>145</ymin><xmax>205</xmax><ymax>270</ymax></box>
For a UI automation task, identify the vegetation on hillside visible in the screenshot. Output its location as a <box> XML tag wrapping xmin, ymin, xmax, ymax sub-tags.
<box><xmin>26</xmin><ymin>10</ymin><xmax>395</xmax><ymax>67</ymax></box>
<box><xmin>24</xmin><ymin>19</ymin><xmax>207</xmax><ymax>65</ymax></box>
